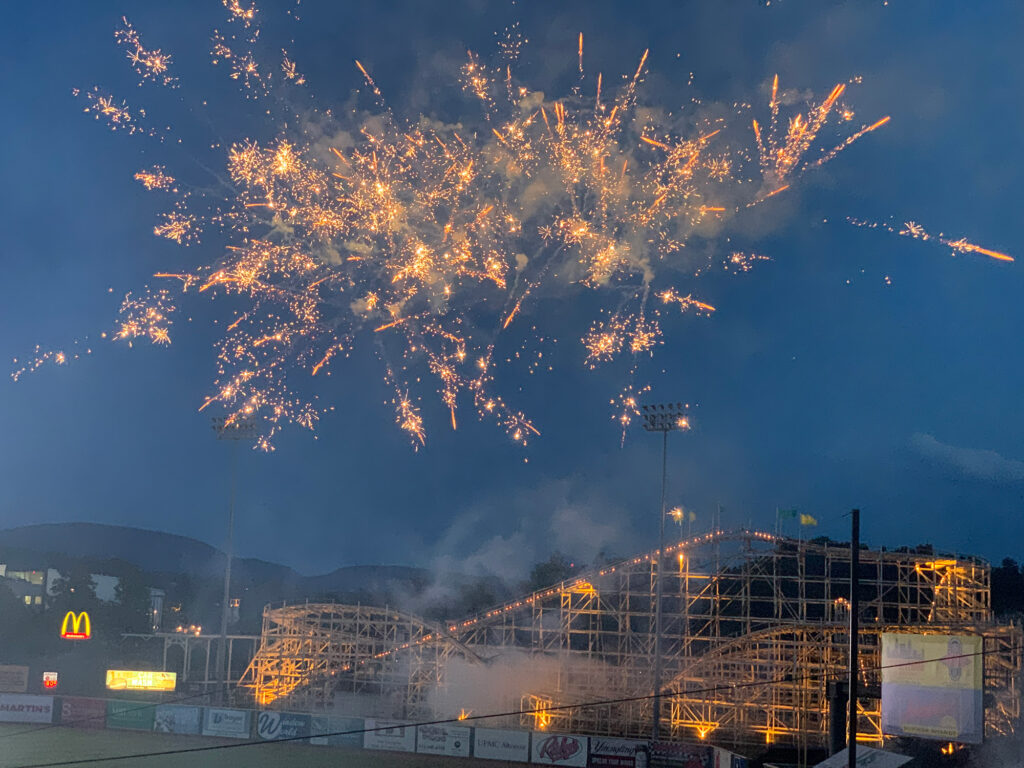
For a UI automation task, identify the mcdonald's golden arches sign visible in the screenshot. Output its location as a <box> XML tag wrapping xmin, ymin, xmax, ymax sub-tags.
<box><xmin>60</xmin><ymin>611</ymin><xmax>92</xmax><ymax>640</ymax></box>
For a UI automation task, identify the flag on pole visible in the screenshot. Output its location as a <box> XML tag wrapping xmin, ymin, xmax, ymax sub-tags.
<box><xmin>778</xmin><ymin>509</ymin><xmax>798</xmax><ymax>519</ymax></box>
<box><xmin>688</xmin><ymin>510</ymin><xmax>697</xmax><ymax>522</ymax></box>
<box><xmin>800</xmin><ymin>513</ymin><xmax>818</xmax><ymax>526</ymax></box>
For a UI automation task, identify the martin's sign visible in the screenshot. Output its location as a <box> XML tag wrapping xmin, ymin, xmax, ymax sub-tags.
<box><xmin>60</xmin><ymin>612</ymin><xmax>92</xmax><ymax>640</ymax></box>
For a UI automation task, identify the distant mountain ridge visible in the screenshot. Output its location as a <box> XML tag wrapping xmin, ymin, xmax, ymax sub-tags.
<box><xmin>0</xmin><ymin>522</ymin><xmax>426</xmax><ymax>597</ymax></box>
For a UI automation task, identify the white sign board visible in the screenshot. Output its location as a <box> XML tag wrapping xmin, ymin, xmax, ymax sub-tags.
<box><xmin>0</xmin><ymin>694</ymin><xmax>54</xmax><ymax>723</ymax></box>
<box><xmin>417</xmin><ymin>724</ymin><xmax>472</xmax><ymax>756</ymax></box>
<box><xmin>256</xmin><ymin>711</ymin><xmax>310</xmax><ymax>741</ymax></box>
<box><xmin>590</xmin><ymin>737</ymin><xmax>647</xmax><ymax>768</ymax></box>
<box><xmin>202</xmin><ymin>707</ymin><xmax>251</xmax><ymax>739</ymax></box>
<box><xmin>532</xmin><ymin>732</ymin><xmax>588</xmax><ymax>766</ymax></box>
<box><xmin>363</xmin><ymin>719</ymin><xmax>416</xmax><ymax>752</ymax></box>
<box><xmin>475</xmin><ymin>727</ymin><xmax>531</xmax><ymax>762</ymax></box>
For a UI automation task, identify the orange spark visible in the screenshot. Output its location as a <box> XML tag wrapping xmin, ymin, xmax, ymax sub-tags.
<box><xmin>865</xmin><ymin>116</ymin><xmax>891</xmax><ymax>132</ymax></box>
<box><xmin>641</xmin><ymin>135</ymin><xmax>671</xmax><ymax>151</ymax></box>
<box><xmin>374</xmin><ymin>317</ymin><xmax>408</xmax><ymax>333</ymax></box>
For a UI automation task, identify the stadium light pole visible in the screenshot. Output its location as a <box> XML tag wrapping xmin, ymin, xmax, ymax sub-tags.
<box><xmin>641</xmin><ymin>402</ymin><xmax>691</xmax><ymax>741</ymax></box>
<box><xmin>848</xmin><ymin>508</ymin><xmax>861</xmax><ymax>768</ymax></box>
<box><xmin>211</xmin><ymin>414</ymin><xmax>257</xmax><ymax>706</ymax></box>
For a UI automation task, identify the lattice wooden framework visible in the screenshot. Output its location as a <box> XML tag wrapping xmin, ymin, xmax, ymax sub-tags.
<box><xmin>238</xmin><ymin>531</ymin><xmax>1020</xmax><ymax>752</ymax></box>
<box><xmin>237</xmin><ymin>602</ymin><xmax>448</xmax><ymax>714</ymax></box>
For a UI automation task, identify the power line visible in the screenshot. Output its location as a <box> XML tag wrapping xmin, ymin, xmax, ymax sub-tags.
<box><xmin>8</xmin><ymin>645</ymin><xmax>1012</xmax><ymax>768</ymax></box>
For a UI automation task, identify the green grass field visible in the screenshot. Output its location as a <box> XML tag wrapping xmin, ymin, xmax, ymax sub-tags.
<box><xmin>0</xmin><ymin>724</ymin><xmax>495</xmax><ymax>768</ymax></box>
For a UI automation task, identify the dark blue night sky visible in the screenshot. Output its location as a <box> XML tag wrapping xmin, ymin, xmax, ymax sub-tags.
<box><xmin>2</xmin><ymin>1</ymin><xmax>1022</xmax><ymax>577</ymax></box>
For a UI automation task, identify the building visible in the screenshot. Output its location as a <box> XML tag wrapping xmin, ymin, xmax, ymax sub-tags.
<box><xmin>0</xmin><ymin>565</ymin><xmax>58</xmax><ymax>607</ymax></box>
<box><xmin>0</xmin><ymin>563</ymin><xmax>165</xmax><ymax>629</ymax></box>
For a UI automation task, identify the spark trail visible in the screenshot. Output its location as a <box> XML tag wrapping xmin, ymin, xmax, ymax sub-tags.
<box><xmin>849</xmin><ymin>218</ymin><xmax>1014</xmax><ymax>263</ymax></box>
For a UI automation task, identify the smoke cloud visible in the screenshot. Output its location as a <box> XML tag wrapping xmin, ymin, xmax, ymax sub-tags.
<box><xmin>910</xmin><ymin>433</ymin><xmax>1024</xmax><ymax>483</ymax></box>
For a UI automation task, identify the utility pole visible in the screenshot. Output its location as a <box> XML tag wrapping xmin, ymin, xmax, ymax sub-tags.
<box><xmin>640</xmin><ymin>402</ymin><xmax>691</xmax><ymax>741</ymax></box>
<box><xmin>848</xmin><ymin>508</ymin><xmax>860</xmax><ymax>768</ymax></box>
<box><xmin>211</xmin><ymin>415</ymin><xmax>257</xmax><ymax>706</ymax></box>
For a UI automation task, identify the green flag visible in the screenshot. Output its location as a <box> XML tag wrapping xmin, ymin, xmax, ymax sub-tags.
<box><xmin>778</xmin><ymin>509</ymin><xmax>798</xmax><ymax>519</ymax></box>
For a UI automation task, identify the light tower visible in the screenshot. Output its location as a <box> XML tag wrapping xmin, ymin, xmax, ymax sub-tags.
<box><xmin>211</xmin><ymin>414</ymin><xmax>257</xmax><ymax>705</ymax></box>
<box><xmin>640</xmin><ymin>402</ymin><xmax>690</xmax><ymax>741</ymax></box>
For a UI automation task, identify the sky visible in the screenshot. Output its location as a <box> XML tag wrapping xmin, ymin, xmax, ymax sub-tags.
<box><xmin>2</xmin><ymin>0</ymin><xmax>1023</xmax><ymax>578</ymax></box>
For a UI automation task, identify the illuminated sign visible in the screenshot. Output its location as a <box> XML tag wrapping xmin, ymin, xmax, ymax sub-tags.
<box><xmin>105</xmin><ymin>670</ymin><xmax>176</xmax><ymax>692</ymax></box>
<box><xmin>60</xmin><ymin>611</ymin><xmax>92</xmax><ymax>640</ymax></box>
<box><xmin>42</xmin><ymin>672</ymin><xmax>58</xmax><ymax>690</ymax></box>
<box><xmin>881</xmin><ymin>633</ymin><xmax>983</xmax><ymax>744</ymax></box>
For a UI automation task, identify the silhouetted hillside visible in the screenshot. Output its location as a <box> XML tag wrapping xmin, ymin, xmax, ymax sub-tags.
<box><xmin>0</xmin><ymin>522</ymin><xmax>296</xmax><ymax>583</ymax></box>
<box><xmin>0</xmin><ymin>522</ymin><xmax>429</xmax><ymax>608</ymax></box>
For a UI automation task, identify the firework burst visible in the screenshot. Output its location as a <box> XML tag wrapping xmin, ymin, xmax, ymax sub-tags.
<box><xmin>22</xmin><ymin>3</ymin><xmax>917</xmax><ymax>450</ymax></box>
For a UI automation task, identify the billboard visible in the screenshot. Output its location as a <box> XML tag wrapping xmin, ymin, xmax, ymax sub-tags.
<box><xmin>310</xmin><ymin>715</ymin><xmax>364</xmax><ymax>747</ymax></box>
<box><xmin>202</xmin><ymin>707</ymin><xmax>251</xmax><ymax>739</ymax></box>
<box><xmin>59</xmin><ymin>697</ymin><xmax>106</xmax><ymax>729</ymax></box>
<box><xmin>474</xmin><ymin>727</ymin><xmax>531</xmax><ymax>762</ymax></box>
<box><xmin>417</xmin><ymin>724</ymin><xmax>472</xmax><ymax>756</ymax></box>
<box><xmin>0</xmin><ymin>694</ymin><xmax>54</xmax><ymax>723</ymax></box>
<box><xmin>256</xmin><ymin>710</ymin><xmax>311</xmax><ymax>741</ymax></box>
<box><xmin>154</xmin><ymin>704</ymin><xmax>201</xmax><ymax>734</ymax></box>
<box><xmin>590</xmin><ymin>737</ymin><xmax>647</xmax><ymax>768</ymax></box>
<box><xmin>363</xmin><ymin>719</ymin><xmax>417</xmax><ymax>752</ymax></box>
<box><xmin>0</xmin><ymin>666</ymin><xmax>29</xmax><ymax>693</ymax></box>
<box><xmin>106</xmin><ymin>700</ymin><xmax>155</xmax><ymax>731</ymax></box>
<box><xmin>881</xmin><ymin>633</ymin><xmax>984</xmax><ymax>744</ymax></box>
<box><xmin>105</xmin><ymin>670</ymin><xmax>176</xmax><ymax>692</ymax></box>
<box><xmin>532</xmin><ymin>733</ymin><xmax>589</xmax><ymax>766</ymax></box>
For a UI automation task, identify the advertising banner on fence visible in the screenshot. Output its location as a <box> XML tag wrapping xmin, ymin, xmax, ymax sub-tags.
<box><xmin>650</xmin><ymin>741</ymin><xmax>715</xmax><ymax>768</ymax></box>
<box><xmin>590</xmin><ymin>737</ymin><xmax>648</xmax><ymax>768</ymax></box>
<box><xmin>106</xmin><ymin>700</ymin><xmax>155</xmax><ymax>731</ymax></box>
<box><xmin>881</xmin><ymin>633</ymin><xmax>984</xmax><ymax>744</ymax></box>
<box><xmin>310</xmin><ymin>715</ymin><xmax>364</xmax><ymax>747</ymax></box>
<box><xmin>0</xmin><ymin>694</ymin><xmax>53</xmax><ymax>723</ymax></box>
<box><xmin>363</xmin><ymin>719</ymin><xmax>417</xmax><ymax>752</ymax></box>
<box><xmin>202</xmin><ymin>707</ymin><xmax>251</xmax><ymax>739</ymax></box>
<box><xmin>154</xmin><ymin>704</ymin><xmax>201</xmax><ymax>734</ymax></box>
<box><xmin>0</xmin><ymin>666</ymin><xmax>29</xmax><ymax>693</ymax></box>
<box><xmin>257</xmin><ymin>710</ymin><xmax>311</xmax><ymax>741</ymax></box>
<box><xmin>417</xmin><ymin>724</ymin><xmax>471</xmax><ymax>756</ymax></box>
<box><xmin>59</xmin><ymin>697</ymin><xmax>106</xmax><ymax>729</ymax></box>
<box><xmin>533</xmin><ymin>733</ymin><xmax>589</xmax><ymax>766</ymax></box>
<box><xmin>475</xmin><ymin>728</ymin><xmax>531</xmax><ymax>762</ymax></box>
